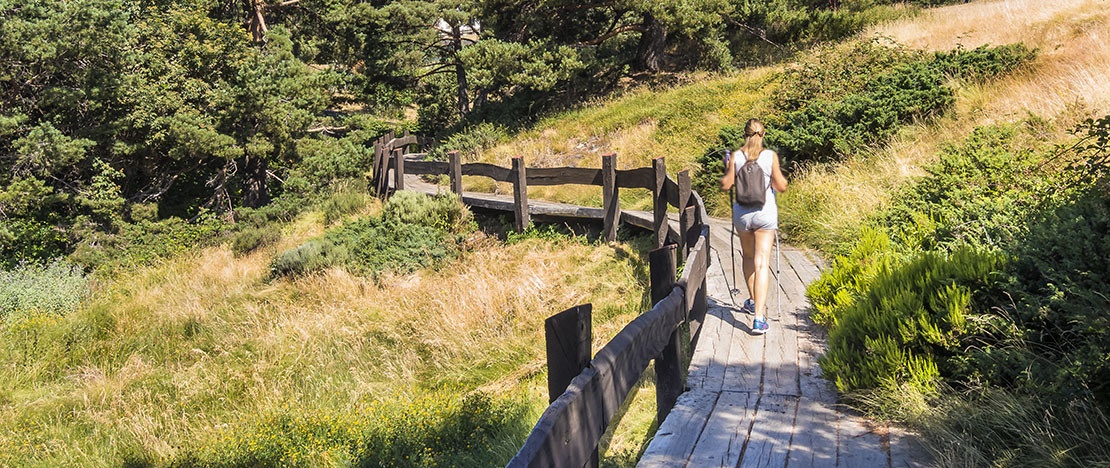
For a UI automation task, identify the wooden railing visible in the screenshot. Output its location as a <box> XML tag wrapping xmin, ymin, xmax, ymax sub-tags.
<box><xmin>372</xmin><ymin>137</ymin><xmax>711</xmax><ymax>467</ymax></box>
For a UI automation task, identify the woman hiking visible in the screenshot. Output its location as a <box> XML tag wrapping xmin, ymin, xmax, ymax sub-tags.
<box><xmin>720</xmin><ymin>119</ymin><xmax>788</xmax><ymax>334</ymax></box>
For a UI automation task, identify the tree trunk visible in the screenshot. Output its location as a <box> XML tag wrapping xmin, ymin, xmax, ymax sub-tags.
<box><xmin>637</xmin><ymin>12</ymin><xmax>666</xmax><ymax>72</ymax></box>
<box><xmin>452</xmin><ymin>24</ymin><xmax>470</xmax><ymax>116</ymax></box>
<box><xmin>242</xmin><ymin>155</ymin><xmax>270</xmax><ymax>208</ymax></box>
<box><xmin>244</xmin><ymin>0</ymin><xmax>268</xmax><ymax>42</ymax></box>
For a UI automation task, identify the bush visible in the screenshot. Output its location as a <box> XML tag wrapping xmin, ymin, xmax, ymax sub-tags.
<box><xmin>320</xmin><ymin>186</ymin><xmax>376</xmax><ymax>225</ymax></box>
<box><xmin>932</xmin><ymin>43</ymin><xmax>1037</xmax><ymax>83</ymax></box>
<box><xmin>382</xmin><ymin>190</ymin><xmax>472</xmax><ymax>232</ymax></box>
<box><xmin>0</xmin><ymin>260</ymin><xmax>88</xmax><ymax>318</ymax></box>
<box><xmin>269</xmin><ymin>239</ymin><xmax>346</xmax><ymax>278</ymax></box>
<box><xmin>764</xmin><ymin>42</ymin><xmax>1032</xmax><ymax>164</ymax></box>
<box><xmin>270</xmin><ymin>192</ymin><xmax>473</xmax><ymax>279</ymax></box>
<box><xmin>231</xmin><ymin>225</ymin><xmax>282</xmax><ymax>256</ymax></box>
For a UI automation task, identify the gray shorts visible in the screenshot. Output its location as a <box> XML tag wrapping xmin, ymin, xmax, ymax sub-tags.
<box><xmin>732</xmin><ymin>200</ymin><xmax>778</xmax><ymax>231</ymax></box>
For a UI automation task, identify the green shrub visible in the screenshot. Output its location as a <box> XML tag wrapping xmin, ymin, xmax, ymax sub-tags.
<box><xmin>231</xmin><ymin>225</ymin><xmax>282</xmax><ymax>256</ymax></box>
<box><xmin>269</xmin><ymin>239</ymin><xmax>346</xmax><ymax>278</ymax></box>
<box><xmin>427</xmin><ymin>122</ymin><xmax>508</xmax><ymax>161</ymax></box>
<box><xmin>69</xmin><ymin>215</ymin><xmax>227</xmax><ymax>271</ymax></box>
<box><xmin>818</xmin><ymin>244</ymin><xmax>1000</xmax><ymax>395</ymax></box>
<box><xmin>932</xmin><ymin>43</ymin><xmax>1037</xmax><ymax>83</ymax></box>
<box><xmin>320</xmin><ymin>187</ymin><xmax>375</xmax><ymax>225</ymax></box>
<box><xmin>271</xmin><ymin>192</ymin><xmax>473</xmax><ymax>279</ymax></box>
<box><xmin>764</xmin><ymin>43</ymin><xmax>1032</xmax><ymax>164</ymax></box>
<box><xmin>382</xmin><ymin>190</ymin><xmax>472</xmax><ymax>232</ymax></box>
<box><xmin>0</xmin><ymin>260</ymin><xmax>88</xmax><ymax>318</ymax></box>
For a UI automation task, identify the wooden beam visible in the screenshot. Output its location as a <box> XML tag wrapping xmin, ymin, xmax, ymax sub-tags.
<box><xmin>651</xmin><ymin>245</ymin><xmax>683</xmax><ymax>424</ymax></box>
<box><xmin>545</xmin><ymin>305</ymin><xmax>593</xmax><ymax>404</ymax></box>
<box><xmin>392</xmin><ymin>148</ymin><xmax>404</xmax><ymax>192</ymax></box>
<box><xmin>449</xmin><ymin>151</ymin><xmax>462</xmax><ymax>195</ymax></box>
<box><xmin>678</xmin><ymin>170</ymin><xmax>692</xmax><ymax>262</ymax></box>
<box><xmin>512</xmin><ymin>157</ymin><xmax>529</xmax><ymax>232</ymax></box>
<box><xmin>602</xmin><ymin>154</ymin><xmax>619</xmax><ymax>243</ymax></box>
<box><xmin>652</xmin><ymin>158</ymin><xmax>668</xmax><ymax>249</ymax></box>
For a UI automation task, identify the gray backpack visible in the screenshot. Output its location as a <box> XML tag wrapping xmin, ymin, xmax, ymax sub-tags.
<box><xmin>733</xmin><ymin>152</ymin><xmax>768</xmax><ymax>208</ymax></box>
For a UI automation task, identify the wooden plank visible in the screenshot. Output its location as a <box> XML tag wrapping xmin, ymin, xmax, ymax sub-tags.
<box><xmin>739</xmin><ymin>395</ymin><xmax>798</xmax><ymax>468</ymax></box>
<box><xmin>838</xmin><ymin>414</ymin><xmax>887</xmax><ymax>468</ymax></box>
<box><xmin>404</xmin><ymin>159</ymin><xmax>449</xmax><ymax>175</ymax></box>
<box><xmin>393</xmin><ymin>148</ymin><xmax>404</xmax><ymax>191</ymax></box>
<box><xmin>616</xmin><ymin>167</ymin><xmax>654</xmax><ymax>189</ymax></box>
<box><xmin>786</xmin><ymin>398</ymin><xmax>839</xmax><ymax>468</ymax></box>
<box><xmin>545</xmin><ymin>305</ymin><xmax>593</xmax><ymax>403</ymax></box>
<box><xmin>602</xmin><ymin>154</ymin><xmax>619</xmax><ymax>243</ymax></box>
<box><xmin>449</xmin><ymin>151</ymin><xmax>462</xmax><ymax>194</ymax></box>
<box><xmin>512</xmin><ymin>157</ymin><xmax>529</xmax><ymax>231</ymax></box>
<box><xmin>462</xmin><ymin>162</ymin><xmax>513</xmax><ymax>182</ymax></box>
<box><xmin>652</xmin><ymin>158</ymin><xmax>667</xmax><ymax>249</ymax></box>
<box><xmin>508</xmin><ymin>368</ymin><xmax>604</xmax><ymax>468</ymax></box>
<box><xmin>702</xmin><ymin>306</ymin><xmax>739</xmax><ymax>393</ymax></box>
<box><xmin>687</xmin><ymin>391</ymin><xmax>755</xmax><ymax>467</ymax></box>
<box><xmin>527</xmin><ymin>167</ymin><xmax>604</xmax><ymax>186</ymax></box>
<box><xmin>720</xmin><ymin>308</ymin><xmax>764</xmax><ymax>393</ymax></box>
<box><xmin>782</xmin><ymin>250</ymin><xmax>822</xmax><ymax>286</ymax></box>
<box><xmin>638</xmin><ymin>389</ymin><xmax>719</xmax><ymax>466</ymax></box>
<box><xmin>686</xmin><ymin>306</ymin><xmax>726</xmax><ymax>390</ymax></box>
<box><xmin>760</xmin><ymin>304</ymin><xmax>800</xmax><ymax>397</ymax></box>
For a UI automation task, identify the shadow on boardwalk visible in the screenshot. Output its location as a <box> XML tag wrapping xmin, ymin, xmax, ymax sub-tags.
<box><xmin>638</xmin><ymin>216</ymin><xmax>932</xmax><ymax>468</ymax></box>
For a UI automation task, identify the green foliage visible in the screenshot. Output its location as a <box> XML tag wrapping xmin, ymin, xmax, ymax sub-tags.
<box><xmin>69</xmin><ymin>215</ymin><xmax>228</xmax><ymax>271</ymax></box>
<box><xmin>763</xmin><ymin>42</ymin><xmax>1034</xmax><ymax>164</ymax></box>
<box><xmin>231</xmin><ymin>225</ymin><xmax>283</xmax><ymax>257</ymax></box>
<box><xmin>0</xmin><ymin>260</ymin><xmax>88</xmax><ymax>318</ymax></box>
<box><xmin>818</xmin><ymin>239</ymin><xmax>1000</xmax><ymax>395</ymax></box>
<box><xmin>881</xmin><ymin>125</ymin><xmax>1060</xmax><ymax>251</ymax></box>
<box><xmin>320</xmin><ymin>187</ymin><xmax>376</xmax><ymax>226</ymax></box>
<box><xmin>428</xmin><ymin>122</ymin><xmax>509</xmax><ymax>161</ymax></box>
<box><xmin>176</xmin><ymin>392</ymin><xmax>530</xmax><ymax>467</ymax></box>
<box><xmin>269</xmin><ymin>238</ymin><xmax>346</xmax><ymax>278</ymax></box>
<box><xmin>932</xmin><ymin>43</ymin><xmax>1038</xmax><ymax>83</ymax></box>
<box><xmin>381</xmin><ymin>190</ymin><xmax>472</xmax><ymax>232</ymax></box>
<box><xmin>812</xmin><ymin>118</ymin><xmax>1110</xmax><ymax>421</ymax></box>
<box><xmin>271</xmin><ymin>192</ymin><xmax>472</xmax><ymax>279</ymax></box>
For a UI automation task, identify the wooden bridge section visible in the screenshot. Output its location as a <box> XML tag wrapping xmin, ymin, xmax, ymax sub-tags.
<box><xmin>640</xmin><ymin>216</ymin><xmax>930</xmax><ymax>467</ymax></box>
<box><xmin>373</xmin><ymin>137</ymin><xmax>930</xmax><ymax>467</ymax></box>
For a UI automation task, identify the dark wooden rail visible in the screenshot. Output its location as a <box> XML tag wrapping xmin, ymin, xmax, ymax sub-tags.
<box><xmin>371</xmin><ymin>136</ymin><xmax>711</xmax><ymax>467</ymax></box>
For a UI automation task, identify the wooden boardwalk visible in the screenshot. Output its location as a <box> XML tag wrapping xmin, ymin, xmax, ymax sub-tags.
<box><xmin>400</xmin><ymin>176</ymin><xmax>929</xmax><ymax>467</ymax></box>
<box><xmin>640</xmin><ymin>216</ymin><xmax>930</xmax><ymax>468</ymax></box>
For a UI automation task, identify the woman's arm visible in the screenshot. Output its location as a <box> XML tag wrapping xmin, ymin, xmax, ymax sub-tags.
<box><xmin>772</xmin><ymin>151</ymin><xmax>790</xmax><ymax>191</ymax></box>
<box><xmin>720</xmin><ymin>153</ymin><xmax>735</xmax><ymax>191</ymax></box>
<box><xmin>770</xmin><ymin>152</ymin><xmax>788</xmax><ymax>193</ymax></box>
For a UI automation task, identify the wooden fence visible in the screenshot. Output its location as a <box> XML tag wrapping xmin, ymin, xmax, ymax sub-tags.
<box><xmin>372</xmin><ymin>137</ymin><xmax>711</xmax><ymax>467</ymax></box>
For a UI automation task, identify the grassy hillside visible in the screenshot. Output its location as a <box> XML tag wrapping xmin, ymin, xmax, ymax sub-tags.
<box><xmin>0</xmin><ymin>197</ymin><xmax>657</xmax><ymax>465</ymax></box>
<box><xmin>2</xmin><ymin>0</ymin><xmax>1107</xmax><ymax>466</ymax></box>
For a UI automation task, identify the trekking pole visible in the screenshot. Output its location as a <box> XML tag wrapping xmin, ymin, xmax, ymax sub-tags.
<box><xmin>724</xmin><ymin>149</ymin><xmax>740</xmax><ymax>300</ymax></box>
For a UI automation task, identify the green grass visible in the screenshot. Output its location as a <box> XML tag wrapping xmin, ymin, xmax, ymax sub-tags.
<box><xmin>0</xmin><ymin>205</ymin><xmax>654</xmax><ymax>466</ymax></box>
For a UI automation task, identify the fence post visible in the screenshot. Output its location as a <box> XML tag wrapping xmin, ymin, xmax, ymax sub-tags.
<box><xmin>545</xmin><ymin>304</ymin><xmax>592</xmax><ymax>403</ymax></box>
<box><xmin>650</xmin><ymin>244</ymin><xmax>682</xmax><ymax>424</ymax></box>
<box><xmin>652</xmin><ymin>157</ymin><xmax>667</xmax><ymax>249</ymax></box>
<box><xmin>392</xmin><ymin>148</ymin><xmax>405</xmax><ymax>193</ymax></box>
<box><xmin>512</xmin><ymin>156</ymin><xmax>529</xmax><ymax>232</ymax></box>
<box><xmin>677</xmin><ymin>170</ymin><xmax>692</xmax><ymax>263</ymax></box>
<box><xmin>602</xmin><ymin>153</ymin><xmax>620</xmax><ymax>243</ymax></box>
<box><xmin>449</xmin><ymin>151</ymin><xmax>463</xmax><ymax>195</ymax></box>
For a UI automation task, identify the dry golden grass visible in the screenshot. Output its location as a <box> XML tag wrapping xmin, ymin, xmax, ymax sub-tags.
<box><xmin>14</xmin><ymin>211</ymin><xmax>650</xmax><ymax>463</ymax></box>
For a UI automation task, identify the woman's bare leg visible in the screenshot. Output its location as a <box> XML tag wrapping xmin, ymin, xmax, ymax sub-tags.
<box><xmin>750</xmin><ymin>229</ymin><xmax>776</xmax><ymax>319</ymax></box>
<box><xmin>738</xmin><ymin>230</ymin><xmax>757</xmax><ymax>300</ymax></box>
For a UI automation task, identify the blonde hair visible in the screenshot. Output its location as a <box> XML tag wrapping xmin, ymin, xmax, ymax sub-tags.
<box><xmin>740</xmin><ymin>119</ymin><xmax>765</xmax><ymax>161</ymax></box>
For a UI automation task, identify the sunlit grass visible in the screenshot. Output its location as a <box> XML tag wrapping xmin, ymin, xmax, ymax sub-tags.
<box><xmin>0</xmin><ymin>208</ymin><xmax>652</xmax><ymax>465</ymax></box>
